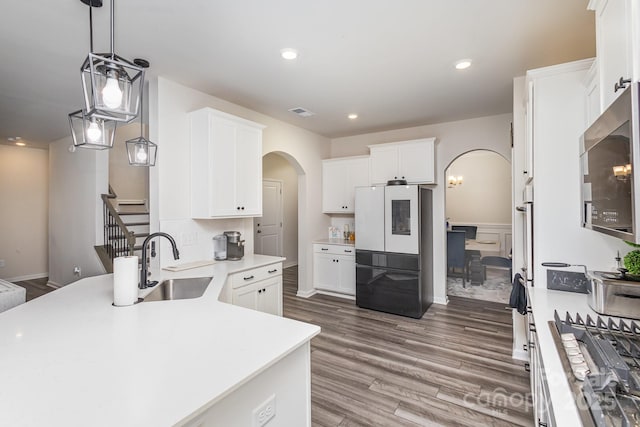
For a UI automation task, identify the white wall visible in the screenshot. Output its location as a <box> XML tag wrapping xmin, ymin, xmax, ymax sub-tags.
<box><xmin>150</xmin><ymin>77</ymin><xmax>330</xmax><ymax>295</ymax></box>
<box><xmin>331</xmin><ymin>113</ymin><xmax>513</xmax><ymax>305</ymax></box>
<box><xmin>108</xmin><ymin>123</ymin><xmax>149</xmax><ymax>202</ymax></box>
<box><xmin>446</xmin><ymin>150</ymin><xmax>511</xmax><ymax>224</ymax></box>
<box><xmin>527</xmin><ymin>62</ymin><xmax>628</xmax><ymax>282</ymax></box>
<box><xmin>0</xmin><ymin>145</ymin><xmax>48</xmax><ymax>281</ymax></box>
<box><xmin>48</xmin><ymin>137</ymin><xmax>108</xmax><ymax>286</ymax></box>
<box><xmin>263</xmin><ymin>153</ymin><xmax>298</xmax><ymax>267</ymax></box>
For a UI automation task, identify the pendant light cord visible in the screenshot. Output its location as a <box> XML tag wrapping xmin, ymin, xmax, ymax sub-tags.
<box><xmin>109</xmin><ymin>0</ymin><xmax>115</xmax><ymax>57</ymax></box>
<box><xmin>88</xmin><ymin>5</ymin><xmax>94</xmax><ymax>52</ymax></box>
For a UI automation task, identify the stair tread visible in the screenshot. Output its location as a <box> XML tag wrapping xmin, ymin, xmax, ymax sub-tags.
<box><xmin>106</xmin><ymin>222</ymin><xmax>150</xmax><ymax>227</ymax></box>
<box><xmin>107</xmin><ymin>233</ymin><xmax>149</xmax><ymax>240</ymax></box>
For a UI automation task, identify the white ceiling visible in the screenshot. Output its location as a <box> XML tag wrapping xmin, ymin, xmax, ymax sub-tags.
<box><xmin>0</xmin><ymin>0</ymin><xmax>595</xmax><ymax>149</ymax></box>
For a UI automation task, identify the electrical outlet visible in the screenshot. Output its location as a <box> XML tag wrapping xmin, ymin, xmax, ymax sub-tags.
<box><xmin>73</xmin><ymin>266</ymin><xmax>81</xmax><ymax>276</ymax></box>
<box><xmin>0</xmin><ymin>259</ymin><xmax>5</xmax><ymax>268</ymax></box>
<box><xmin>181</xmin><ymin>232</ymin><xmax>197</xmax><ymax>247</ymax></box>
<box><xmin>252</xmin><ymin>394</ymin><xmax>276</xmax><ymax>427</ymax></box>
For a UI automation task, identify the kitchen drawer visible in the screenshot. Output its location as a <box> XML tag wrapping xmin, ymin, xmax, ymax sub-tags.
<box><xmin>229</xmin><ymin>262</ymin><xmax>282</xmax><ymax>288</ymax></box>
<box><xmin>313</xmin><ymin>243</ymin><xmax>355</xmax><ymax>256</ymax></box>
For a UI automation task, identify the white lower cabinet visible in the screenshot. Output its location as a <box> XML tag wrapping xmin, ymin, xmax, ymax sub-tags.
<box><xmin>313</xmin><ymin>244</ymin><xmax>355</xmax><ymax>296</ymax></box>
<box><xmin>228</xmin><ymin>262</ymin><xmax>283</xmax><ymax>316</ymax></box>
<box><xmin>527</xmin><ymin>307</ymin><xmax>554</xmax><ymax>427</ymax></box>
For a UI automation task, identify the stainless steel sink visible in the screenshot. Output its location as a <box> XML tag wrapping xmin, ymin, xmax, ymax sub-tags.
<box><xmin>143</xmin><ymin>277</ymin><xmax>212</xmax><ymax>302</ymax></box>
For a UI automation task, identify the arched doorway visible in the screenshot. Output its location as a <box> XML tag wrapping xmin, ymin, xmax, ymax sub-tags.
<box><xmin>445</xmin><ymin>149</ymin><xmax>512</xmax><ymax>303</ymax></box>
<box><xmin>256</xmin><ymin>151</ymin><xmax>306</xmax><ymax>293</ymax></box>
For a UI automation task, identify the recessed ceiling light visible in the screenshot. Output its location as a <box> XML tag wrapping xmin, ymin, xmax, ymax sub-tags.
<box><xmin>281</xmin><ymin>48</ymin><xmax>298</xmax><ymax>60</ymax></box>
<box><xmin>455</xmin><ymin>59</ymin><xmax>472</xmax><ymax>70</ymax></box>
<box><xmin>348</xmin><ymin>114</ymin><xmax>358</xmax><ymax>120</ymax></box>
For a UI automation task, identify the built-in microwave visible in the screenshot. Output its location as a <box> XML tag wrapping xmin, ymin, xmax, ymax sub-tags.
<box><xmin>580</xmin><ymin>82</ymin><xmax>640</xmax><ymax>242</ymax></box>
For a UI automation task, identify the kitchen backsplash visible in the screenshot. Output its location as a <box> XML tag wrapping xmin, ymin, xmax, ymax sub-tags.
<box><xmin>158</xmin><ymin>218</ymin><xmax>254</xmax><ymax>266</ymax></box>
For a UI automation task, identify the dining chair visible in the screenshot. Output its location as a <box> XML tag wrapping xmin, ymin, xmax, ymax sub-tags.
<box><xmin>451</xmin><ymin>225</ymin><xmax>477</xmax><ymax>240</ymax></box>
<box><xmin>447</xmin><ymin>230</ymin><xmax>467</xmax><ymax>286</ymax></box>
<box><xmin>481</xmin><ymin>256</ymin><xmax>513</xmax><ymax>279</ymax></box>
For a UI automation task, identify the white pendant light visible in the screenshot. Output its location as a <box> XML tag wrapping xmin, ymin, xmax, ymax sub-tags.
<box><xmin>126</xmin><ymin>76</ymin><xmax>157</xmax><ymax>167</ymax></box>
<box><xmin>69</xmin><ymin>109</ymin><xmax>117</xmax><ymax>149</ymax></box>
<box><xmin>80</xmin><ymin>0</ymin><xmax>145</xmax><ymax>123</ymax></box>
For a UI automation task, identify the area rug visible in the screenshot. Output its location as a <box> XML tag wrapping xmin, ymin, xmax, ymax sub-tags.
<box><xmin>447</xmin><ymin>267</ymin><xmax>512</xmax><ymax>304</ymax></box>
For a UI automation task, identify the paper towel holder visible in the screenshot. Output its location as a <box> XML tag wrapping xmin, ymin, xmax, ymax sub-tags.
<box><xmin>112</xmin><ymin>298</ymin><xmax>143</xmax><ymax>307</ymax></box>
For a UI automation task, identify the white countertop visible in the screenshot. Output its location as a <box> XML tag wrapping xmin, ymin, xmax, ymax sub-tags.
<box><xmin>527</xmin><ymin>286</ymin><xmax>597</xmax><ymax>426</ymax></box>
<box><xmin>313</xmin><ymin>238</ymin><xmax>355</xmax><ymax>247</ymax></box>
<box><xmin>0</xmin><ymin>254</ymin><xmax>320</xmax><ymax>427</ymax></box>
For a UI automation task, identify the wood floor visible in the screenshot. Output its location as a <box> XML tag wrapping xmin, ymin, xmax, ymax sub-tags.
<box><xmin>11</xmin><ymin>277</ymin><xmax>54</xmax><ymax>301</ymax></box>
<box><xmin>282</xmin><ymin>266</ymin><xmax>533</xmax><ymax>427</ymax></box>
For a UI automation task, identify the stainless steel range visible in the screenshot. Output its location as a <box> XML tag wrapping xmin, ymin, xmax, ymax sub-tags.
<box><xmin>553</xmin><ymin>311</ymin><xmax>640</xmax><ymax>427</ymax></box>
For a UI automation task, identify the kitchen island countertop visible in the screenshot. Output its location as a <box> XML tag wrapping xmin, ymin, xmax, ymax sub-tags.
<box><xmin>0</xmin><ymin>254</ymin><xmax>320</xmax><ymax>426</ymax></box>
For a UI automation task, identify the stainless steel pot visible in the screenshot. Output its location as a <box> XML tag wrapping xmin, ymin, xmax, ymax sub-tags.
<box><xmin>587</xmin><ymin>271</ymin><xmax>640</xmax><ymax>319</ymax></box>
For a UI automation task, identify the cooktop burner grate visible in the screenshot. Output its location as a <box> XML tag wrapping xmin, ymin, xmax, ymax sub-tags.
<box><xmin>554</xmin><ymin>311</ymin><xmax>640</xmax><ymax>427</ymax></box>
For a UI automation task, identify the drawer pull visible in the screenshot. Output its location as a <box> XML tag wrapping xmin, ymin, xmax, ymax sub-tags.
<box><xmin>529</xmin><ymin>324</ymin><xmax>536</xmax><ymax>332</ymax></box>
<box><xmin>344</xmin><ymin>249</ymin><xmax>352</xmax><ymax>253</ymax></box>
<box><xmin>244</xmin><ymin>275</ymin><xmax>255</xmax><ymax>281</ymax></box>
<box><xmin>268</xmin><ymin>269</ymin><xmax>278</xmax><ymax>274</ymax></box>
<box><xmin>258</xmin><ymin>289</ymin><xmax>262</xmax><ymax>293</ymax></box>
<box><xmin>321</xmin><ymin>248</ymin><xmax>328</xmax><ymax>251</ymax></box>
<box><xmin>524</xmin><ymin>362</ymin><xmax>530</xmax><ymax>372</ymax></box>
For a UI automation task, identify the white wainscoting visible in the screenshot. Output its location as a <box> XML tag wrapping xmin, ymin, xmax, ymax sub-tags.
<box><xmin>451</xmin><ymin>222</ymin><xmax>512</xmax><ymax>258</ymax></box>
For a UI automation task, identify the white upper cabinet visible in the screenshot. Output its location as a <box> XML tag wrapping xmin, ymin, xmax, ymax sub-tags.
<box><xmin>189</xmin><ymin>107</ymin><xmax>266</xmax><ymax>218</ymax></box>
<box><xmin>322</xmin><ymin>156</ymin><xmax>369</xmax><ymax>213</ymax></box>
<box><xmin>589</xmin><ymin>0</ymin><xmax>639</xmax><ymax>111</ymax></box>
<box><xmin>368</xmin><ymin>138</ymin><xmax>435</xmax><ymax>185</ymax></box>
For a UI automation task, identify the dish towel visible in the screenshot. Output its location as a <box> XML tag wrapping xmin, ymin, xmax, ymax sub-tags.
<box><xmin>509</xmin><ymin>273</ymin><xmax>527</xmax><ymax>315</ymax></box>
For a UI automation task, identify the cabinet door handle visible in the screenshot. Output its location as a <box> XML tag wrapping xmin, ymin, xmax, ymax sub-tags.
<box><xmin>321</xmin><ymin>248</ymin><xmax>328</xmax><ymax>251</ymax></box>
<box><xmin>257</xmin><ymin>230</ymin><xmax>262</xmax><ymax>233</ymax></box>
<box><xmin>244</xmin><ymin>275</ymin><xmax>255</xmax><ymax>281</ymax></box>
<box><xmin>529</xmin><ymin>324</ymin><xmax>536</xmax><ymax>332</ymax></box>
<box><xmin>268</xmin><ymin>269</ymin><xmax>278</xmax><ymax>273</ymax></box>
<box><xmin>344</xmin><ymin>249</ymin><xmax>352</xmax><ymax>253</ymax></box>
<box><xmin>258</xmin><ymin>289</ymin><xmax>262</xmax><ymax>293</ymax></box>
<box><xmin>524</xmin><ymin>362</ymin><xmax>530</xmax><ymax>372</ymax></box>
<box><xmin>523</xmin><ymin>344</ymin><xmax>528</xmax><ymax>351</ymax></box>
<box><xmin>529</xmin><ymin>341</ymin><xmax>535</xmax><ymax>349</ymax></box>
<box><xmin>538</xmin><ymin>421</ymin><xmax>548</xmax><ymax>427</ymax></box>
<box><xmin>262</xmin><ymin>288</ymin><xmax>266</xmax><ymax>292</ymax></box>
<box><xmin>241</xmin><ymin>207</ymin><xmax>245</xmax><ymax>210</ymax></box>
<box><xmin>614</xmin><ymin>76</ymin><xmax>631</xmax><ymax>93</ymax></box>
<box><xmin>237</xmin><ymin>207</ymin><xmax>240</xmax><ymax>210</ymax></box>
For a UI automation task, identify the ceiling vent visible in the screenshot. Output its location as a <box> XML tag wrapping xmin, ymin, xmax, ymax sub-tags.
<box><xmin>288</xmin><ymin>107</ymin><xmax>315</xmax><ymax>117</ymax></box>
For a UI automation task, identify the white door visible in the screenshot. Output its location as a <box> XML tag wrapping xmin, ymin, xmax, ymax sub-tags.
<box><xmin>384</xmin><ymin>185</ymin><xmax>419</xmax><ymax>254</ymax></box>
<box><xmin>254</xmin><ymin>180</ymin><xmax>283</xmax><ymax>256</ymax></box>
<box><xmin>355</xmin><ymin>186</ymin><xmax>385</xmax><ymax>251</ymax></box>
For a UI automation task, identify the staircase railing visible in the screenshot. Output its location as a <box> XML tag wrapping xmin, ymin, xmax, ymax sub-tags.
<box><xmin>101</xmin><ymin>186</ymin><xmax>137</xmax><ymax>263</ymax></box>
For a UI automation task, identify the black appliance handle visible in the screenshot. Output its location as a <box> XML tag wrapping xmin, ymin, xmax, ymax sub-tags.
<box><xmin>541</xmin><ymin>262</ymin><xmax>571</xmax><ymax>268</ymax></box>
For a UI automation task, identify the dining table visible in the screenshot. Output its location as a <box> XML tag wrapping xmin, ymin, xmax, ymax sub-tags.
<box><xmin>465</xmin><ymin>239</ymin><xmax>501</xmax><ymax>254</ymax></box>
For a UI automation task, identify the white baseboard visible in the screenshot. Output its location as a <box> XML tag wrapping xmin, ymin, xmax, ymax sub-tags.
<box><xmin>315</xmin><ymin>290</ymin><xmax>355</xmax><ymax>301</ymax></box>
<box><xmin>296</xmin><ymin>288</ymin><xmax>317</xmax><ymax>298</ymax></box>
<box><xmin>512</xmin><ymin>348</ymin><xmax>529</xmax><ymax>361</ymax></box>
<box><xmin>47</xmin><ymin>281</ymin><xmax>63</xmax><ymax>289</ymax></box>
<box><xmin>433</xmin><ymin>296</ymin><xmax>449</xmax><ymax>305</ymax></box>
<box><xmin>4</xmin><ymin>273</ymin><xmax>48</xmax><ymax>283</ymax></box>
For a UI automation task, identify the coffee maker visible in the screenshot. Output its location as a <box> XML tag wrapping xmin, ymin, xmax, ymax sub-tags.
<box><xmin>223</xmin><ymin>231</ymin><xmax>244</xmax><ymax>260</ymax></box>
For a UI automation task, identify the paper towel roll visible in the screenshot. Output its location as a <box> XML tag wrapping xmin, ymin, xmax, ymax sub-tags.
<box><xmin>113</xmin><ymin>256</ymin><xmax>139</xmax><ymax>306</ymax></box>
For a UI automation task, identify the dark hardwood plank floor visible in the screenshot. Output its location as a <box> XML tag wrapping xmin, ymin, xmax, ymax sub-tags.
<box><xmin>11</xmin><ymin>277</ymin><xmax>55</xmax><ymax>301</ymax></box>
<box><xmin>282</xmin><ymin>266</ymin><xmax>532</xmax><ymax>427</ymax></box>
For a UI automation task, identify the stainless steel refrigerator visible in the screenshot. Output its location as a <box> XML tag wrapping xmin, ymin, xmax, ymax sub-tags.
<box><xmin>354</xmin><ymin>184</ymin><xmax>433</xmax><ymax>318</ymax></box>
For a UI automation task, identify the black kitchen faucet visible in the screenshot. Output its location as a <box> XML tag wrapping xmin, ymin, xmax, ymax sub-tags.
<box><xmin>140</xmin><ymin>232</ymin><xmax>180</xmax><ymax>289</ymax></box>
